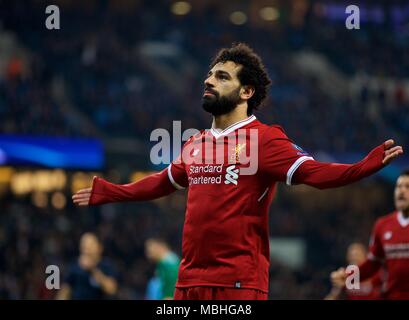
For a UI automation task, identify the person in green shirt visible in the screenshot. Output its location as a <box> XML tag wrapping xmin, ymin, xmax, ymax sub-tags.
<box><xmin>145</xmin><ymin>237</ymin><xmax>180</xmax><ymax>300</ymax></box>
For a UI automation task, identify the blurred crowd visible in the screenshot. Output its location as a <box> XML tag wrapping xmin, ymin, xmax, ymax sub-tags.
<box><xmin>0</xmin><ymin>0</ymin><xmax>406</xmax><ymax>299</ymax></box>
<box><xmin>1</xmin><ymin>0</ymin><xmax>408</xmax><ymax>150</ymax></box>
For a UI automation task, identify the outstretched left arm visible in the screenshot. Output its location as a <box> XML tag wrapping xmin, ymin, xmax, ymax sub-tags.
<box><xmin>293</xmin><ymin>140</ymin><xmax>403</xmax><ymax>189</ymax></box>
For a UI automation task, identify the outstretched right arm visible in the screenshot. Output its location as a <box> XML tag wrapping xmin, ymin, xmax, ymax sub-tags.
<box><xmin>72</xmin><ymin>165</ymin><xmax>186</xmax><ymax>206</ymax></box>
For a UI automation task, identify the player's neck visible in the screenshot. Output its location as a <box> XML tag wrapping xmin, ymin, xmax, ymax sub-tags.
<box><xmin>402</xmin><ymin>209</ymin><xmax>409</xmax><ymax>218</ymax></box>
<box><xmin>212</xmin><ymin>104</ymin><xmax>249</xmax><ymax>131</ymax></box>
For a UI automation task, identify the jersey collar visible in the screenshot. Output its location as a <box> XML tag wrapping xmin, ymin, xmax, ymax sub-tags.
<box><xmin>397</xmin><ymin>211</ymin><xmax>409</xmax><ymax>228</ymax></box>
<box><xmin>210</xmin><ymin>115</ymin><xmax>257</xmax><ymax>139</ymax></box>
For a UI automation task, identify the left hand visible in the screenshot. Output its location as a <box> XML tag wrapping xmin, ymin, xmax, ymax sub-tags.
<box><xmin>382</xmin><ymin>139</ymin><xmax>403</xmax><ymax>165</ymax></box>
<box><xmin>72</xmin><ymin>187</ymin><xmax>92</xmax><ymax>206</ymax></box>
<box><xmin>330</xmin><ymin>267</ymin><xmax>347</xmax><ymax>289</ymax></box>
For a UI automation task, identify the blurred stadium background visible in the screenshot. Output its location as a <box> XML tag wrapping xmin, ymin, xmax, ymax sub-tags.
<box><xmin>0</xmin><ymin>0</ymin><xmax>408</xmax><ymax>299</ymax></box>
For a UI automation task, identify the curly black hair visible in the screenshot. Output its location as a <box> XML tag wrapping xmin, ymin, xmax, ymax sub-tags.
<box><xmin>210</xmin><ymin>43</ymin><xmax>272</xmax><ymax>115</ymax></box>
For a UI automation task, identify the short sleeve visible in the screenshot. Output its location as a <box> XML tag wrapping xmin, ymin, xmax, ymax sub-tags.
<box><xmin>260</xmin><ymin>126</ymin><xmax>314</xmax><ymax>185</ymax></box>
<box><xmin>157</xmin><ymin>260</ymin><xmax>179</xmax><ymax>299</ymax></box>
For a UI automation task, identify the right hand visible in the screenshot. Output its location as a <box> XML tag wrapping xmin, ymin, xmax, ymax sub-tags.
<box><xmin>72</xmin><ymin>187</ymin><xmax>92</xmax><ymax>206</ymax></box>
<box><xmin>330</xmin><ymin>267</ymin><xmax>347</xmax><ymax>289</ymax></box>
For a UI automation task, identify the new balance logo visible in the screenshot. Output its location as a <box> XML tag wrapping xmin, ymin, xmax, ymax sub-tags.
<box><xmin>224</xmin><ymin>165</ymin><xmax>239</xmax><ymax>185</ymax></box>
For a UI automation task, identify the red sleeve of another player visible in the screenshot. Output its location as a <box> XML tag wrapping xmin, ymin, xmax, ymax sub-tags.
<box><xmin>368</xmin><ymin>219</ymin><xmax>385</xmax><ymax>261</ymax></box>
<box><xmin>260</xmin><ymin>126</ymin><xmax>314</xmax><ymax>184</ymax></box>
<box><xmin>358</xmin><ymin>219</ymin><xmax>384</xmax><ymax>281</ymax></box>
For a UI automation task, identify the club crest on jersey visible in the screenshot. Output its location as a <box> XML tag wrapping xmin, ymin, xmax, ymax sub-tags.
<box><xmin>384</xmin><ymin>231</ymin><xmax>392</xmax><ymax>240</ymax></box>
<box><xmin>191</xmin><ymin>148</ymin><xmax>200</xmax><ymax>157</ymax></box>
<box><xmin>230</xmin><ymin>143</ymin><xmax>246</xmax><ymax>163</ymax></box>
<box><xmin>292</xmin><ymin>143</ymin><xmax>309</xmax><ymax>156</ymax></box>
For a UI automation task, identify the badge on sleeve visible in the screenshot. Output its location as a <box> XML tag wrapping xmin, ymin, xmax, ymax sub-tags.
<box><xmin>292</xmin><ymin>144</ymin><xmax>309</xmax><ymax>156</ymax></box>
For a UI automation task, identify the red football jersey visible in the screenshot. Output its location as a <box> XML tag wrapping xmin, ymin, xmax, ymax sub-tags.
<box><xmin>168</xmin><ymin>115</ymin><xmax>313</xmax><ymax>292</ymax></box>
<box><xmin>367</xmin><ymin>211</ymin><xmax>409</xmax><ymax>299</ymax></box>
<box><xmin>89</xmin><ymin>114</ymin><xmax>387</xmax><ymax>295</ymax></box>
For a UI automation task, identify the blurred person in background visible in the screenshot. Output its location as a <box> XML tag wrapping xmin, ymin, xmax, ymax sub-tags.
<box><xmin>331</xmin><ymin>170</ymin><xmax>409</xmax><ymax>300</ymax></box>
<box><xmin>56</xmin><ymin>232</ymin><xmax>118</xmax><ymax>300</ymax></box>
<box><xmin>144</xmin><ymin>237</ymin><xmax>180</xmax><ymax>300</ymax></box>
<box><xmin>325</xmin><ymin>242</ymin><xmax>382</xmax><ymax>300</ymax></box>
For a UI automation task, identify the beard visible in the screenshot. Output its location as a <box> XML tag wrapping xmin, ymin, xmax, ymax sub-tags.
<box><xmin>395</xmin><ymin>198</ymin><xmax>409</xmax><ymax>213</ymax></box>
<box><xmin>202</xmin><ymin>87</ymin><xmax>242</xmax><ymax>116</ymax></box>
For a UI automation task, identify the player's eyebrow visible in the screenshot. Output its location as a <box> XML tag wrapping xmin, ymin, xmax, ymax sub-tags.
<box><xmin>207</xmin><ymin>70</ymin><xmax>232</xmax><ymax>79</ymax></box>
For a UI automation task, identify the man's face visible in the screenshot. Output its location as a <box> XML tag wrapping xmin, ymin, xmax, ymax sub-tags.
<box><xmin>202</xmin><ymin>61</ymin><xmax>243</xmax><ymax>116</ymax></box>
<box><xmin>145</xmin><ymin>240</ymin><xmax>160</xmax><ymax>262</ymax></box>
<box><xmin>346</xmin><ymin>243</ymin><xmax>367</xmax><ymax>265</ymax></box>
<box><xmin>80</xmin><ymin>234</ymin><xmax>102</xmax><ymax>259</ymax></box>
<box><xmin>395</xmin><ymin>175</ymin><xmax>409</xmax><ymax>212</ymax></box>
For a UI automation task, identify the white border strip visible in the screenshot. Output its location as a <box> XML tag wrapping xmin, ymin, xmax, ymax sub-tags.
<box><xmin>210</xmin><ymin>115</ymin><xmax>256</xmax><ymax>139</ymax></box>
<box><xmin>286</xmin><ymin>156</ymin><xmax>314</xmax><ymax>186</ymax></box>
<box><xmin>222</xmin><ymin>115</ymin><xmax>256</xmax><ymax>134</ymax></box>
<box><xmin>167</xmin><ymin>164</ymin><xmax>185</xmax><ymax>190</ymax></box>
<box><xmin>397</xmin><ymin>211</ymin><xmax>409</xmax><ymax>228</ymax></box>
<box><xmin>210</xmin><ymin>127</ymin><xmax>221</xmax><ymax>138</ymax></box>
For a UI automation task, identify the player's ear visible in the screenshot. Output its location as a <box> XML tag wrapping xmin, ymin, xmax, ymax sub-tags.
<box><xmin>241</xmin><ymin>85</ymin><xmax>255</xmax><ymax>101</ymax></box>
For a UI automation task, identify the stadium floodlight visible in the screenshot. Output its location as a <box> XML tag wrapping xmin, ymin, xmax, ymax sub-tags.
<box><xmin>259</xmin><ymin>7</ymin><xmax>280</xmax><ymax>21</ymax></box>
<box><xmin>171</xmin><ymin>1</ymin><xmax>191</xmax><ymax>16</ymax></box>
<box><xmin>230</xmin><ymin>11</ymin><xmax>247</xmax><ymax>25</ymax></box>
